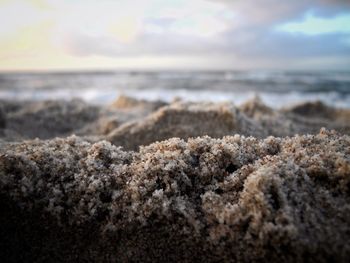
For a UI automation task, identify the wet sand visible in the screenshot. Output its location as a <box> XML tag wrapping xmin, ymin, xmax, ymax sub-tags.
<box><xmin>1</xmin><ymin>96</ymin><xmax>350</xmax><ymax>262</ymax></box>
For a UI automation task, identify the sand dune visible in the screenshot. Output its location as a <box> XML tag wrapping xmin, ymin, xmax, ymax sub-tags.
<box><xmin>1</xmin><ymin>97</ymin><xmax>350</xmax><ymax>262</ymax></box>
<box><xmin>107</xmin><ymin>101</ymin><xmax>267</xmax><ymax>150</ymax></box>
<box><xmin>1</xmin><ymin>96</ymin><xmax>350</xmax><ymax>147</ymax></box>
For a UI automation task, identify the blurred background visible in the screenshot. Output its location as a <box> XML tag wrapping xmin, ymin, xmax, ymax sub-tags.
<box><xmin>1</xmin><ymin>0</ymin><xmax>350</xmax><ymax>108</ymax></box>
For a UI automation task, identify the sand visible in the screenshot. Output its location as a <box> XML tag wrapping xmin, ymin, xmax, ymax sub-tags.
<box><xmin>107</xmin><ymin>101</ymin><xmax>267</xmax><ymax>150</ymax></box>
<box><xmin>1</xmin><ymin>96</ymin><xmax>350</xmax><ymax>147</ymax></box>
<box><xmin>0</xmin><ymin>96</ymin><xmax>350</xmax><ymax>262</ymax></box>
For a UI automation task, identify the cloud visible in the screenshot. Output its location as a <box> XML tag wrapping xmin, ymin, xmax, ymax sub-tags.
<box><xmin>1</xmin><ymin>0</ymin><xmax>350</xmax><ymax>70</ymax></box>
<box><xmin>54</xmin><ymin>0</ymin><xmax>234</xmax><ymax>57</ymax></box>
<box><xmin>58</xmin><ymin>1</ymin><xmax>350</xmax><ymax>56</ymax></box>
<box><xmin>213</xmin><ymin>0</ymin><xmax>350</xmax><ymax>23</ymax></box>
<box><xmin>206</xmin><ymin>0</ymin><xmax>350</xmax><ymax>63</ymax></box>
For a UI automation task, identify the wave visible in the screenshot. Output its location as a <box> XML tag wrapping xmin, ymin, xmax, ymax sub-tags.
<box><xmin>0</xmin><ymin>70</ymin><xmax>349</xmax><ymax>108</ymax></box>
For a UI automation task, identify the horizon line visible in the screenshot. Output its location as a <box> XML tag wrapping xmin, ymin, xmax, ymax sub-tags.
<box><xmin>1</xmin><ymin>68</ymin><xmax>349</xmax><ymax>74</ymax></box>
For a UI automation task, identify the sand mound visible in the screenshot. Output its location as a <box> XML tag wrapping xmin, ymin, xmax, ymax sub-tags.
<box><xmin>1</xmin><ymin>129</ymin><xmax>349</xmax><ymax>262</ymax></box>
<box><xmin>286</xmin><ymin>100</ymin><xmax>335</xmax><ymax>118</ymax></box>
<box><xmin>0</xmin><ymin>99</ymin><xmax>101</xmax><ymax>140</ymax></box>
<box><xmin>107</xmin><ymin>101</ymin><xmax>267</xmax><ymax>150</ymax></box>
<box><xmin>1</xmin><ymin>97</ymin><xmax>350</xmax><ymax>148</ymax></box>
<box><xmin>285</xmin><ymin>100</ymin><xmax>350</xmax><ymax>123</ymax></box>
<box><xmin>239</xmin><ymin>95</ymin><xmax>274</xmax><ymax>118</ymax></box>
<box><xmin>239</xmin><ymin>96</ymin><xmax>297</xmax><ymax>137</ymax></box>
<box><xmin>282</xmin><ymin>101</ymin><xmax>350</xmax><ymax>135</ymax></box>
<box><xmin>239</xmin><ymin>98</ymin><xmax>350</xmax><ymax>136</ymax></box>
<box><xmin>0</xmin><ymin>97</ymin><xmax>156</xmax><ymax>141</ymax></box>
<box><xmin>111</xmin><ymin>95</ymin><xmax>167</xmax><ymax>111</ymax></box>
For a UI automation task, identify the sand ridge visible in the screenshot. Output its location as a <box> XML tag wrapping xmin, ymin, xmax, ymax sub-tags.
<box><xmin>1</xmin><ymin>128</ymin><xmax>350</xmax><ymax>262</ymax></box>
<box><xmin>1</xmin><ymin>96</ymin><xmax>350</xmax><ymax>262</ymax></box>
<box><xmin>1</xmin><ymin>96</ymin><xmax>350</xmax><ymax>148</ymax></box>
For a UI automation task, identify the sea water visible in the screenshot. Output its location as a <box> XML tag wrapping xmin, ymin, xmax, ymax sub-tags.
<box><xmin>0</xmin><ymin>70</ymin><xmax>349</xmax><ymax>108</ymax></box>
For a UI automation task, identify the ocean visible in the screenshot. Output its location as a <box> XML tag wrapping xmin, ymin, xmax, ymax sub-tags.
<box><xmin>1</xmin><ymin>70</ymin><xmax>350</xmax><ymax>108</ymax></box>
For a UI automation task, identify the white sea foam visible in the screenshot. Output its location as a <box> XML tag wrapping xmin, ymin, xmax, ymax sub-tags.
<box><xmin>0</xmin><ymin>71</ymin><xmax>349</xmax><ymax>108</ymax></box>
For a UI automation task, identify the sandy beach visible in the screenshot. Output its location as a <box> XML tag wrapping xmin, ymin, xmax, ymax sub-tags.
<box><xmin>1</xmin><ymin>0</ymin><xmax>350</xmax><ymax>261</ymax></box>
<box><xmin>1</xmin><ymin>96</ymin><xmax>350</xmax><ymax>262</ymax></box>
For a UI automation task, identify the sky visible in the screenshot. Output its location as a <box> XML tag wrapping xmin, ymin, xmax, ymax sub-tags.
<box><xmin>0</xmin><ymin>0</ymin><xmax>350</xmax><ymax>71</ymax></box>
